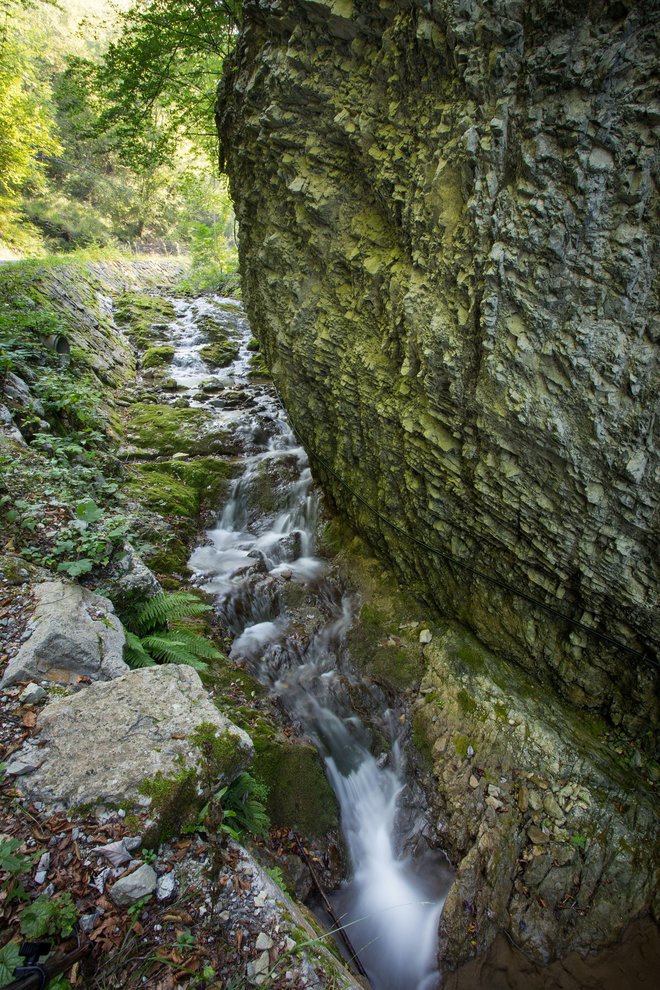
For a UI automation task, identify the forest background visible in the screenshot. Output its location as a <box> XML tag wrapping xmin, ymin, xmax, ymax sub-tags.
<box><xmin>0</xmin><ymin>0</ymin><xmax>241</xmax><ymax>290</ymax></box>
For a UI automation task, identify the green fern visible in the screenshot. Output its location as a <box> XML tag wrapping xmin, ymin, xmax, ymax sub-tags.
<box><xmin>121</xmin><ymin>592</ymin><xmax>223</xmax><ymax>673</ymax></box>
<box><xmin>123</xmin><ymin>630</ymin><xmax>156</xmax><ymax>668</ymax></box>
<box><xmin>225</xmin><ymin>773</ymin><xmax>270</xmax><ymax>838</ymax></box>
<box><xmin>128</xmin><ymin>591</ymin><xmax>212</xmax><ymax>635</ymax></box>
<box><xmin>166</xmin><ymin>629</ymin><xmax>223</xmax><ymax>661</ymax></box>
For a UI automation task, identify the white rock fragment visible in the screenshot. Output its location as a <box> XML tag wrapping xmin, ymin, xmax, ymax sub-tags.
<box><xmin>110</xmin><ymin>864</ymin><xmax>157</xmax><ymax>907</ymax></box>
<box><xmin>19</xmin><ymin>683</ymin><xmax>48</xmax><ymax>705</ymax></box>
<box><xmin>156</xmin><ymin>872</ymin><xmax>177</xmax><ymax>902</ymax></box>
<box><xmin>419</xmin><ymin>629</ymin><xmax>433</xmax><ymax>644</ymax></box>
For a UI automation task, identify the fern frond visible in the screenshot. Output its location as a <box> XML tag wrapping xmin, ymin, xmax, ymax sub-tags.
<box><xmin>166</xmin><ymin>629</ymin><xmax>223</xmax><ymax>661</ymax></box>
<box><xmin>131</xmin><ymin>592</ymin><xmax>211</xmax><ymax>635</ymax></box>
<box><xmin>124</xmin><ymin>631</ymin><xmax>156</xmax><ymax>669</ymax></box>
<box><xmin>225</xmin><ymin>772</ymin><xmax>270</xmax><ymax>838</ymax></box>
<box><xmin>141</xmin><ymin>633</ymin><xmax>208</xmax><ymax>671</ymax></box>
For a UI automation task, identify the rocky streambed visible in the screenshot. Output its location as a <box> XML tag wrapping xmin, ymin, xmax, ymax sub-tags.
<box><xmin>1</xmin><ymin>262</ymin><xmax>658</xmax><ymax>989</ymax></box>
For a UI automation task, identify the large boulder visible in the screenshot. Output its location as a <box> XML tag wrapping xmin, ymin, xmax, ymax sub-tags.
<box><xmin>1</xmin><ymin>580</ymin><xmax>128</xmax><ymax>688</ymax></box>
<box><xmin>6</xmin><ymin>665</ymin><xmax>253</xmax><ymax>813</ymax></box>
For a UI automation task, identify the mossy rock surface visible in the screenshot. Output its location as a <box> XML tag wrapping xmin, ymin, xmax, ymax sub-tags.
<box><xmin>253</xmin><ymin>735</ymin><xmax>338</xmax><ymax>837</ymax></box>
<box><xmin>142</xmin><ymin>345</ymin><xmax>175</xmax><ymax>369</ymax></box>
<box><xmin>248</xmin><ymin>352</ymin><xmax>271</xmax><ymax>379</ymax></box>
<box><xmin>128</xmin><ymin>457</ymin><xmax>235</xmax><ymax>519</ymax></box>
<box><xmin>127</xmin><ymin>466</ymin><xmax>199</xmax><ymax>518</ymax></box>
<box><xmin>124</xmin><ymin>403</ymin><xmax>230</xmax><ymax>457</ymax></box>
<box><xmin>166</xmin><ymin>456</ymin><xmax>235</xmax><ymax>511</ymax></box>
<box><xmin>200</xmin><ymin>340</ymin><xmax>239</xmax><ymax>368</ymax></box>
<box><xmin>144</xmin><ymin>535</ymin><xmax>191</xmax><ymax>576</ymax></box>
<box><xmin>114</xmin><ymin>293</ymin><xmax>176</xmax><ymax>347</ymax></box>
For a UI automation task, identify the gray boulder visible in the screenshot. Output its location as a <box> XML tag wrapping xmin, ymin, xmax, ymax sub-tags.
<box><xmin>8</xmin><ymin>665</ymin><xmax>254</xmax><ymax>813</ymax></box>
<box><xmin>1</xmin><ymin>580</ymin><xmax>128</xmax><ymax>688</ymax></box>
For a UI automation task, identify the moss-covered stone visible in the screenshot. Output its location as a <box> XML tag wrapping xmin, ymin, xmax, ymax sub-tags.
<box><xmin>167</xmin><ymin>457</ymin><xmax>234</xmax><ymax>510</ymax></box>
<box><xmin>247</xmin><ymin>352</ymin><xmax>271</xmax><ymax>379</ymax></box>
<box><xmin>200</xmin><ymin>340</ymin><xmax>239</xmax><ymax>367</ymax></box>
<box><xmin>126</xmin><ymin>466</ymin><xmax>199</xmax><ymax>518</ymax></box>
<box><xmin>253</xmin><ymin>735</ymin><xmax>338</xmax><ymax>837</ymax></box>
<box><xmin>140</xmin><ymin>764</ymin><xmax>200</xmax><ymax>848</ymax></box>
<box><xmin>114</xmin><ymin>292</ymin><xmax>176</xmax><ymax>347</ymax></box>
<box><xmin>142</xmin><ymin>345</ymin><xmax>175</xmax><ymax>369</ymax></box>
<box><xmin>128</xmin><ymin>457</ymin><xmax>235</xmax><ymax>520</ymax></box>
<box><xmin>124</xmin><ymin>403</ymin><xmax>229</xmax><ymax>457</ymax></box>
<box><xmin>144</xmin><ymin>536</ymin><xmax>190</xmax><ymax>576</ymax></box>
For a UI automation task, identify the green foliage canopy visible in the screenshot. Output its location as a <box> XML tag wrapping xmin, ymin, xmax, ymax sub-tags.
<box><xmin>96</xmin><ymin>0</ymin><xmax>242</xmax><ymax>167</ymax></box>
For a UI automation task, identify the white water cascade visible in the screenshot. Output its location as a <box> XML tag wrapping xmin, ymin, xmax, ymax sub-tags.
<box><xmin>165</xmin><ymin>293</ymin><xmax>453</xmax><ymax>989</ymax></box>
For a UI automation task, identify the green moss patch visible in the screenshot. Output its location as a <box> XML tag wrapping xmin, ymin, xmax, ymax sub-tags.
<box><xmin>127</xmin><ymin>467</ymin><xmax>198</xmax><ymax>518</ymax></box>
<box><xmin>144</xmin><ymin>535</ymin><xmax>190</xmax><ymax>576</ymax></box>
<box><xmin>114</xmin><ymin>292</ymin><xmax>176</xmax><ymax>347</ymax></box>
<box><xmin>248</xmin><ymin>352</ymin><xmax>271</xmax><ymax>379</ymax></box>
<box><xmin>200</xmin><ymin>340</ymin><xmax>239</xmax><ymax>367</ymax></box>
<box><xmin>140</xmin><ymin>765</ymin><xmax>200</xmax><ymax>848</ymax></box>
<box><xmin>128</xmin><ymin>457</ymin><xmax>235</xmax><ymax>520</ymax></box>
<box><xmin>124</xmin><ymin>403</ymin><xmax>229</xmax><ymax>457</ymax></box>
<box><xmin>253</xmin><ymin>736</ymin><xmax>338</xmax><ymax>836</ymax></box>
<box><xmin>142</xmin><ymin>345</ymin><xmax>175</xmax><ymax>369</ymax></box>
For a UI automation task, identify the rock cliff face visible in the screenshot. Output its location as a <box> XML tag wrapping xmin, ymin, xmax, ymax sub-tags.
<box><xmin>218</xmin><ymin>0</ymin><xmax>658</xmax><ymax>735</ymax></box>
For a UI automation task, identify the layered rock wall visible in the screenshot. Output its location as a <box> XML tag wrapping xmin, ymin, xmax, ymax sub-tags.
<box><xmin>218</xmin><ymin>0</ymin><xmax>659</xmax><ymax>733</ymax></box>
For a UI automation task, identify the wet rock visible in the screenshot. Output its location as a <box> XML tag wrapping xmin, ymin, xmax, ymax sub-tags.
<box><xmin>1</xmin><ymin>580</ymin><xmax>128</xmax><ymax>688</ymax></box>
<box><xmin>110</xmin><ymin>864</ymin><xmax>157</xmax><ymax>907</ymax></box>
<box><xmin>10</xmin><ymin>665</ymin><xmax>253</xmax><ymax>813</ymax></box>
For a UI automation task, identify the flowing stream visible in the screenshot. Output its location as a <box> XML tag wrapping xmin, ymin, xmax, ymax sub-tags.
<box><xmin>164</xmin><ymin>294</ymin><xmax>453</xmax><ymax>990</ymax></box>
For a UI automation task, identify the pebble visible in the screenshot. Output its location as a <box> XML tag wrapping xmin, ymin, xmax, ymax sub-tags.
<box><xmin>543</xmin><ymin>793</ymin><xmax>565</xmax><ymax>820</ymax></box>
<box><xmin>255</xmin><ymin>932</ymin><xmax>273</xmax><ymax>951</ymax></box>
<box><xmin>254</xmin><ymin>951</ymin><xmax>270</xmax><ymax>975</ymax></box>
<box><xmin>156</xmin><ymin>872</ymin><xmax>177</xmax><ymax>902</ymax></box>
<box><xmin>5</xmin><ymin>749</ymin><xmax>45</xmax><ymax>776</ymax></box>
<box><xmin>19</xmin><ymin>683</ymin><xmax>47</xmax><ymax>705</ymax></box>
<box><xmin>469</xmin><ymin>775</ymin><xmax>479</xmax><ymax>788</ymax></box>
<box><xmin>419</xmin><ymin>629</ymin><xmax>432</xmax><ymax>644</ymax></box>
<box><xmin>35</xmin><ymin>851</ymin><xmax>50</xmax><ymax>885</ymax></box>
